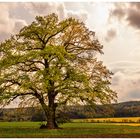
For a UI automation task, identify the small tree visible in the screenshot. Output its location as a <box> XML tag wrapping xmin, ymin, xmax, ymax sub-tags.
<box><xmin>0</xmin><ymin>13</ymin><xmax>117</xmax><ymax>129</ymax></box>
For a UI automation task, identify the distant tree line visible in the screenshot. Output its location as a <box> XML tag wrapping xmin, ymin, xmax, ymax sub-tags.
<box><xmin>113</xmin><ymin>101</ymin><xmax>140</xmax><ymax>117</ymax></box>
<box><xmin>0</xmin><ymin>101</ymin><xmax>140</xmax><ymax>122</ymax></box>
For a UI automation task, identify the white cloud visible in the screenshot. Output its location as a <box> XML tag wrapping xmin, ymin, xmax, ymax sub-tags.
<box><xmin>23</xmin><ymin>2</ymin><xmax>88</xmax><ymax>21</ymax></box>
<box><xmin>0</xmin><ymin>4</ymin><xmax>15</xmax><ymax>33</ymax></box>
<box><xmin>13</xmin><ymin>19</ymin><xmax>27</xmax><ymax>33</ymax></box>
<box><xmin>23</xmin><ymin>2</ymin><xmax>59</xmax><ymax>16</ymax></box>
<box><xmin>109</xmin><ymin>61</ymin><xmax>140</xmax><ymax>102</ymax></box>
<box><xmin>0</xmin><ymin>3</ymin><xmax>27</xmax><ymax>40</ymax></box>
<box><xmin>57</xmin><ymin>3</ymin><xmax>65</xmax><ymax>20</ymax></box>
<box><xmin>129</xmin><ymin>48</ymin><xmax>140</xmax><ymax>61</ymax></box>
<box><xmin>66</xmin><ymin>10</ymin><xmax>88</xmax><ymax>22</ymax></box>
<box><xmin>0</xmin><ymin>2</ymin><xmax>88</xmax><ymax>42</ymax></box>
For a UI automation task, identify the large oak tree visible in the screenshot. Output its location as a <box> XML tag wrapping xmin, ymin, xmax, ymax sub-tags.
<box><xmin>0</xmin><ymin>13</ymin><xmax>117</xmax><ymax>129</ymax></box>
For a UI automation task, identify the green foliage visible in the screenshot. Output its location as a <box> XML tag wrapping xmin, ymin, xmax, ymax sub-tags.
<box><xmin>0</xmin><ymin>13</ymin><xmax>117</xmax><ymax>126</ymax></box>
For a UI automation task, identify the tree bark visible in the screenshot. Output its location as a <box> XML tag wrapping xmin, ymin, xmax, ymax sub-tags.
<box><xmin>38</xmin><ymin>93</ymin><xmax>58</xmax><ymax>129</ymax></box>
<box><xmin>46</xmin><ymin>93</ymin><xmax>58</xmax><ymax>129</ymax></box>
<box><xmin>46</xmin><ymin>103</ymin><xmax>58</xmax><ymax>129</ymax></box>
<box><xmin>41</xmin><ymin>58</ymin><xmax>58</xmax><ymax>129</ymax></box>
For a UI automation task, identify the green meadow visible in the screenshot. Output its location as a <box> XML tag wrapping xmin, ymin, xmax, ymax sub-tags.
<box><xmin>0</xmin><ymin>120</ymin><xmax>140</xmax><ymax>138</ymax></box>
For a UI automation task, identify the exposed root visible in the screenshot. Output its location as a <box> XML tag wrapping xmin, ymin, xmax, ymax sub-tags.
<box><xmin>40</xmin><ymin>124</ymin><xmax>61</xmax><ymax>129</ymax></box>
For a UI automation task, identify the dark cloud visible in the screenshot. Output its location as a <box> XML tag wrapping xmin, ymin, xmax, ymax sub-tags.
<box><xmin>110</xmin><ymin>3</ymin><xmax>126</xmax><ymax>21</ymax></box>
<box><xmin>110</xmin><ymin>2</ymin><xmax>140</xmax><ymax>30</ymax></box>
<box><xmin>127</xmin><ymin>9</ymin><xmax>140</xmax><ymax>29</ymax></box>
<box><xmin>105</xmin><ymin>28</ymin><xmax>117</xmax><ymax>42</ymax></box>
<box><xmin>130</xmin><ymin>2</ymin><xmax>140</xmax><ymax>9</ymax></box>
<box><xmin>111</xmin><ymin>9</ymin><xmax>125</xmax><ymax>20</ymax></box>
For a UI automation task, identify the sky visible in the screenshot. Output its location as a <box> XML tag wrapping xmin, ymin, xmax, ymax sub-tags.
<box><xmin>0</xmin><ymin>2</ymin><xmax>140</xmax><ymax>103</ymax></box>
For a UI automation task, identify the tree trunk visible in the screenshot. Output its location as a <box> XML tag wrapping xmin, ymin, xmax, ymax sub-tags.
<box><xmin>42</xmin><ymin>59</ymin><xmax>58</xmax><ymax>129</ymax></box>
<box><xmin>38</xmin><ymin>93</ymin><xmax>58</xmax><ymax>129</ymax></box>
<box><xmin>46</xmin><ymin>93</ymin><xmax>58</xmax><ymax>129</ymax></box>
<box><xmin>46</xmin><ymin>103</ymin><xmax>58</xmax><ymax>129</ymax></box>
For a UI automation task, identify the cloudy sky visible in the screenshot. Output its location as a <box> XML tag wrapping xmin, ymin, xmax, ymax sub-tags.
<box><xmin>1</xmin><ymin>2</ymin><xmax>140</xmax><ymax>103</ymax></box>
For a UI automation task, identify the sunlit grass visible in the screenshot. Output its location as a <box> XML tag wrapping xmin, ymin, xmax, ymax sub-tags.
<box><xmin>73</xmin><ymin>117</ymin><xmax>140</xmax><ymax>123</ymax></box>
<box><xmin>0</xmin><ymin>121</ymin><xmax>140</xmax><ymax>137</ymax></box>
<box><xmin>114</xmin><ymin>123</ymin><xmax>140</xmax><ymax>126</ymax></box>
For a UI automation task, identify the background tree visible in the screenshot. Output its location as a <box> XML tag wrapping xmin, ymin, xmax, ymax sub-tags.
<box><xmin>0</xmin><ymin>13</ymin><xmax>117</xmax><ymax>129</ymax></box>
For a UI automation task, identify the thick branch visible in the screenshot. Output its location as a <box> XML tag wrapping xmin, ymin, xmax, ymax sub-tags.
<box><xmin>45</xmin><ymin>24</ymin><xmax>69</xmax><ymax>44</ymax></box>
<box><xmin>10</xmin><ymin>92</ymin><xmax>34</xmax><ymax>101</ymax></box>
<box><xmin>34</xmin><ymin>32</ymin><xmax>46</xmax><ymax>44</ymax></box>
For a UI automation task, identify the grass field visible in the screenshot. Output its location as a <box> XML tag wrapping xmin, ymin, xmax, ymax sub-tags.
<box><xmin>0</xmin><ymin>120</ymin><xmax>140</xmax><ymax>138</ymax></box>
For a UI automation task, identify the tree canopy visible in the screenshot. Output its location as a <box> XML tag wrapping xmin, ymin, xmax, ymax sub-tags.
<box><xmin>0</xmin><ymin>13</ymin><xmax>117</xmax><ymax>129</ymax></box>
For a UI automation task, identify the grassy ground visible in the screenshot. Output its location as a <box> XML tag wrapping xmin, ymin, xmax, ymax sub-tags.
<box><xmin>0</xmin><ymin>121</ymin><xmax>140</xmax><ymax>138</ymax></box>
